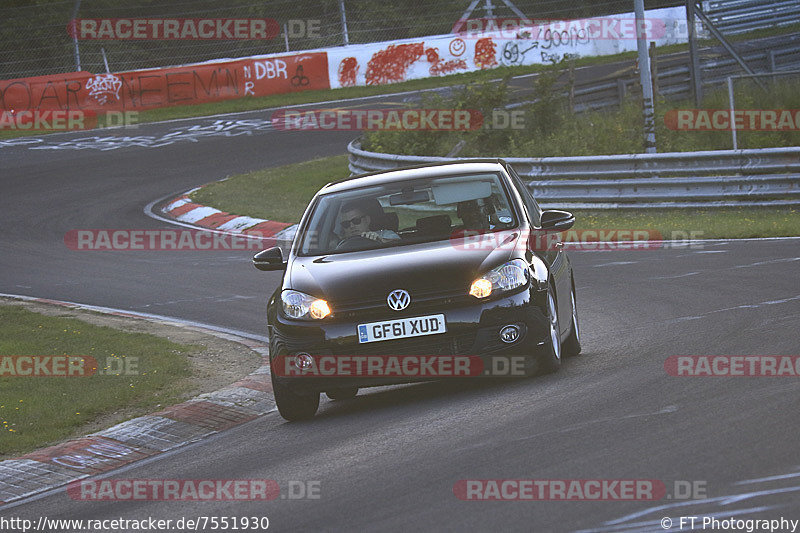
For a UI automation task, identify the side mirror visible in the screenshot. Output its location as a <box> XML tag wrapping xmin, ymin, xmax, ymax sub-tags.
<box><xmin>253</xmin><ymin>247</ymin><xmax>286</xmax><ymax>271</ymax></box>
<box><xmin>540</xmin><ymin>210</ymin><xmax>575</xmax><ymax>231</ymax></box>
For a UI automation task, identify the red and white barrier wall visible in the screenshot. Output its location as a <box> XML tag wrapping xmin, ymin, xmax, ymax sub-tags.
<box><xmin>0</xmin><ymin>52</ymin><xmax>329</xmax><ymax>113</ymax></box>
<box><xmin>0</xmin><ymin>7</ymin><xmax>687</xmax><ymax>113</ymax></box>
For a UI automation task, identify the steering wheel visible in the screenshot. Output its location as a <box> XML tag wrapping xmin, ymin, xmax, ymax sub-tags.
<box><xmin>335</xmin><ymin>235</ymin><xmax>379</xmax><ymax>251</ymax></box>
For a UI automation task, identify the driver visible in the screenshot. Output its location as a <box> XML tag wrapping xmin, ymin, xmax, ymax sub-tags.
<box><xmin>337</xmin><ymin>200</ymin><xmax>400</xmax><ymax>245</ymax></box>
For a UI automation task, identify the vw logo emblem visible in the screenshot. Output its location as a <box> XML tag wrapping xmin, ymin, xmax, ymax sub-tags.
<box><xmin>387</xmin><ymin>289</ymin><xmax>411</xmax><ymax>311</ymax></box>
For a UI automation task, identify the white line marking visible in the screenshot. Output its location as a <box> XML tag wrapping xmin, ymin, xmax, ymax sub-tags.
<box><xmin>604</xmin><ymin>486</ymin><xmax>800</xmax><ymax>526</ymax></box>
<box><xmin>650</xmin><ymin>271</ymin><xmax>700</xmax><ymax>280</ymax></box>
<box><xmin>732</xmin><ymin>257</ymin><xmax>800</xmax><ymax>269</ymax></box>
<box><xmin>594</xmin><ymin>261</ymin><xmax>639</xmax><ymax>267</ymax></box>
<box><xmin>736</xmin><ymin>470</ymin><xmax>800</xmax><ymax>485</ymax></box>
<box><xmin>667</xmin><ymin>294</ymin><xmax>800</xmax><ymax>322</ymax></box>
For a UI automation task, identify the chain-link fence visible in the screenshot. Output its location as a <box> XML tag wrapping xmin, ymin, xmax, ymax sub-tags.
<box><xmin>518</xmin><ymin>3</ymin><xmax>800</xmax><ymax>114</ymax></box>
<box><xmin>2</xmin><ymin>0</ymin><xmax>682</xmax><ymax>80</ymax></box>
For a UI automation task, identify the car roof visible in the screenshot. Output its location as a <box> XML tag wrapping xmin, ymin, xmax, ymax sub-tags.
<box><xmin>320</xmin><ymin>159</ymin><xmax>510</xmax><ymax>194</ymax></box>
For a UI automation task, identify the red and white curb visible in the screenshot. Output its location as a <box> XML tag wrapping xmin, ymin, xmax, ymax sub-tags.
<box><xmin>161</xmin><ymin>187</ymin><xmax>297</xmax><ymax>244</ymax></box>
<box><xmin>0</xmin><ymin>294</ymin><xmax>274</xmax><ymax>506</ymax></box>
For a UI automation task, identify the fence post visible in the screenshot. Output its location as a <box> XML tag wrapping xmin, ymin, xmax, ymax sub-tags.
<box><xmin>768</xmin><ymin>50</ymin><xmax>777</xmax><ymax>83</ymax></box>
<box><xmin>727</xmin><ymin>77</ymin><xmax>738</xmax><ymax>150</ymax></box>
<box><xmin>686</xmin><ymin>0</ymin><xmax>702</xmax><ymax>106</ymax></box>
<box><xmin>101</xmin><ymin>47</ymin><xmax>110</xmax><ymax>73</ymax></box>
<box><xmin>71</xmin><ymin>0</ymin><xmax>82</xmax><ymax>71</ymax></box>
<box><xmin>649</xmin><ymin>41</ymin><xmax>659</xmax><ymax>97</ymax></box>
<box><xmin>635</xmin><ymin>0</ymin><xmax>656</xmax><ymax>153</ymax></box>
<box><xmin>568</xmin><ymin>62</ymin><xmax>575</xmax><ymax>112</ymax></box>
<box><xmin>339</xmin><ymin>0</ymin><xmax>350</xmax><ymax>45</ymax></box>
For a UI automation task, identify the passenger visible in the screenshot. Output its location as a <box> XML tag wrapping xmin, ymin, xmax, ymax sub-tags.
<box><xmin>457</xmin><ymin>200</ymin><xmax>491</xmax><ymax>231</ymax></box>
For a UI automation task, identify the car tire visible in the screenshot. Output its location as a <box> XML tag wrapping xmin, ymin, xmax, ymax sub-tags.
<box><xmin>536</xmin><ymin>285</ymin><xmax>562</xmax><ymax>374</ymax></box>
<box><xmin>563</xmin><ymin>279</ymin><xmax>582</xmax><ymax>357</ymax></box>
<box><xmin>271</xmin><ymin>370</ymin><xmax>319</xmax><ymax>421</ymax></box>
<box><xmin>326</xmin><ymin>387</ymin><xmax>359</xmax><ymax>400</ymax></box>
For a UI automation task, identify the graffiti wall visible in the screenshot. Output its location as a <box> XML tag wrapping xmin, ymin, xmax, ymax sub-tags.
<box><xmin>0</xmin><ymin>53</ymin><xmax>328</xmax><ymax>112</ymax></box>
<box><xmin>326</xmin><ymin>6</ymin><xmax>687</xmax><ymax>89</ymax></box>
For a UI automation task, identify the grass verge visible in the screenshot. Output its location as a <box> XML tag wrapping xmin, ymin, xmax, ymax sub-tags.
<box><xmin>191</xmin><ymin>154</ymin><xmax>351</xmax><ymax>224</ymax></box>
<box><xmin>571</xmin><ymin>208</ymin><xmax>800</xmax><ymax>240</ymax></box>
<box><xmin>0</xmin><ymin>304</ymin><xmax>197</xmax><ymax>457</ymax></box>
<box><xmin>188</xmin><ymin>154</ymin><xmax>800</xmax><ymax>238</ymax></box>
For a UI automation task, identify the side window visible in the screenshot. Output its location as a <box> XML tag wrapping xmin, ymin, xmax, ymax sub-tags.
<box><xmin>508</xmin><ymin>166</ymin><xmax>541</xmax><ymax>227</ymax></box>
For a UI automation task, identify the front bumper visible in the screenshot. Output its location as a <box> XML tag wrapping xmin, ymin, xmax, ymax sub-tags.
<box><xmin>269</xmin><ymin>285</ymin><xmax>549</xmax><ymax>391</ymax></box>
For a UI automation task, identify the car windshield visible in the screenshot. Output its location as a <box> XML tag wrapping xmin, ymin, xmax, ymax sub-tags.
<box><xmin>297</xmin><ymin>172</ymin><xmax>519</xmax><ymax>255</ymax></box>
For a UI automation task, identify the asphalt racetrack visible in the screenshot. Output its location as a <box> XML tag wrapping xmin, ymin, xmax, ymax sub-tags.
<box><xmin>1</xmin><ymin>94</ymin><xmax>799</xmax><ymax>531</ymax></box>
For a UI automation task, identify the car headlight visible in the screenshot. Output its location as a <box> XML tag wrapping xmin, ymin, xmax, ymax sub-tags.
<box><xmin>469</xmin><ymin>259</ymin><xmax>530</xmax><ymax>298</ymax></box>
<box><xmin>281</xmin><ymin>290</ymin><xmax>331</xmax><ymax>319</ymax></box>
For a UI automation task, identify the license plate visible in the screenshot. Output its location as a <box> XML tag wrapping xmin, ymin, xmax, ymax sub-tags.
<box><xmin>357</xmin><ymin>314</ymin><xmax>446</xmax><ymax>344</ymax></box>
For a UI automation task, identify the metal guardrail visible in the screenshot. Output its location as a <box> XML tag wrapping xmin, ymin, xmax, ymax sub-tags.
<box><xmin>347</xmin><ymin>140</ymin><xmax>800</xmax><ymax>209</ymax></box>
<box><xmin>703</xmin><ymin>0</ymin><xmax>800</xmax><ymax>35</ymax></box>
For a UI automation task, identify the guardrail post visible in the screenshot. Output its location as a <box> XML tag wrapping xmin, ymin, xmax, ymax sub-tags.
<box><xmin>767</xmin><ymin>50</ymin><xmax>777</xmax><ymax>83</ymax></box>
<box><xmin>70</xmin><ymin>0</ymin><xmax>82</xmax><ymax>71</ymax></box>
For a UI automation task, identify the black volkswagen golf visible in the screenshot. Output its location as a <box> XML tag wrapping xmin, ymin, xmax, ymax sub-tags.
<box><xmin>254</xmin><ymin>160</ymin><xmax>580</xmax><ymax>420</ymax></box>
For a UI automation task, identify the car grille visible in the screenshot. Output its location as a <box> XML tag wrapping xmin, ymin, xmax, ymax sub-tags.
<box><xmin>333</xmin><ymin>288</ymin><xmax>472</xmax><ymax>320</ymax></box>
<box><xmin>335</xmin><ymin>286</ymin><xmax>466</xmax><ymax>311</ymax></box>
<box><xmin>333</xmin><ymin>331</ymin><xmax>477</xmax><ymax>357</ymax></box>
